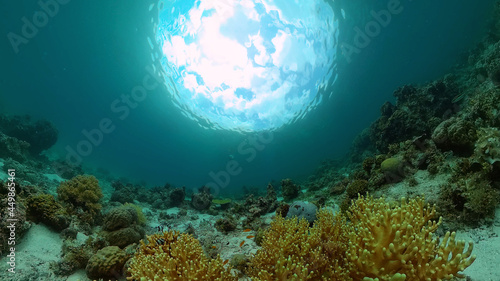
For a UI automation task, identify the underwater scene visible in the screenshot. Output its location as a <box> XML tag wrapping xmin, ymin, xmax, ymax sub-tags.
<box><xmin>1</xmin><ymin>0</ymin><xmax>500</xmax><ymax>280</ymax></box>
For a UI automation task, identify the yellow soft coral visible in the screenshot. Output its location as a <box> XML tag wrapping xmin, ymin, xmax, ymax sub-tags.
<box><xmin>126</xmin><ymin>230</ymin><xmax>236</xmax><ymax>281</ymax></box>
<box><xmin>249</xmin><ymin>196</ymin><xmax>475</xmax><ymax>281</ymax></box>
<box><xmin>248</xmin><ymin>209</ymin><xmax>350</xmax><ymax>280</ymax></box>
<box><xmin>346</xmin><ymin>196</ymin><xmax>476</xmax><ymax>281</ymax></box>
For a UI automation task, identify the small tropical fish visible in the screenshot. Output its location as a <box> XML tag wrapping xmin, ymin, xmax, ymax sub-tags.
<box><xmin>212</xmin><ymin>245</ymin><xmax>217</xmax><ymax>249</ymax></box>
<box><xmin>239</xmin><ymin>241</ymin><xmax>245</xmax><ymax>247</ymax></box>
<box><xmin>243</xmin><ymin>229</ymin><xmax>252</xmax><ymax>232</ymax></box>
<box><xmin>156</xmin><ymin>238</ymin><xmax>166</xmax><ymax>245</ymax></box>
<box><xmin>157</xmin><ymin>225</ymin><xmax>164</xmax><ymax>232</ymax></box>
<box><xmin>223</xmin><ymin>259</ymin><xmax>229</xmax><ymax>265</ymax></box>
<box><xmin>246</xmin><ymin>235</ymin><xmax>255</xmax><ymax>239</ymax></box>
<box><xmin>452</xmin><ymin>92</ymin><xmax>466</xmax><ymax>103</ymax></box>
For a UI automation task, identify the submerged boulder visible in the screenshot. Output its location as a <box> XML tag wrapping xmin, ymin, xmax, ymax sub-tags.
<box><xmin>286</xmin><ymin>201</ymin><xmax>318</xmax><ymax>224</ymax></box>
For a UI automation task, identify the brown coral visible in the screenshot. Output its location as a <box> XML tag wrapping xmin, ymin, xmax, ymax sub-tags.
<box><xmin>102</xmin><ymin>205</ymin><xmax>145</xmax><ymax>248</ymax></box>
<box><xmin>57</xmin><ymin>175</ymin><xmax>103</xmax><ymax>224</ymax></box>
<box><xmin>26</xmin><ymin>193</ymin><xmax>69</xmax><ymax>231</ymax></box>
<box><xmin>281</xmin><ymin>178</ymin><xmax>301</xmax><ymax>201</ymax></box>
<box><xmin>86</xmin><ymin>246</ymin><xmax>129</xmax><ymax>280</ymax></box>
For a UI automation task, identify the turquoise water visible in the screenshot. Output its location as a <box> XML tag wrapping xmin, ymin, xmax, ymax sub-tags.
<box><xmin>156</xmin><ymin>0</ymin><xmax>338</xmax><ymax>132</ymax></box>
<box><xmin>0</xmin><ymin>0</ymin><xmax>494</xmax><ymax>193</ymax></box>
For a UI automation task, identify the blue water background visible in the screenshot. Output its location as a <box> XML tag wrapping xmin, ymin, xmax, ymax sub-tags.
<box><xmin>0</xmin><ymin>0</ymin><xmax>494</xmax><ymax>195</ymax></box>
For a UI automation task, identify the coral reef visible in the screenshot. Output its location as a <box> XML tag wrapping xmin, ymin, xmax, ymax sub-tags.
<box><xmin>57</xmin><ymin>175</ymin><xmax>103</xmax><ymax>225</ymax></box>
<box><xmin>370</xmin><ymin>79</ymin><xmax>457</xmax><ymax>153</ymax></box>
<box><xmin>2</xmin><ymin>158</ymin><xmax>53</xmax><ymax>189</ymax></box>
<box><xmin>26</xmin><ymin>194</ymin><xmax>69</xmax><ymax>231</ymax></box>
<box><xmin>275</xmin><ymin>202</ymin><xmax>290</xmax><ymax>218</ymax></box>
<box><xmin>345</xmin><ymin>179</ymin><xmax>369</xmax><ymax>198</ymax></box>
<box><xmin>247</xmin><ymin>196</ymin><xmax>476</xmax><ymax>280</ymax></box>
<box><xmin>86</xmin><ymin>246</ymin><xmax>129</xmax><ymax>280</ymax></box>
<box><xmin>340</xmin><ymin>179</ymin><xmax>369</xmax><ymax>213</ymax></box>
<box><xmin>213</xmin><ymin>198</ymin><xmax>232</xmax><ymax>205</ymax></box>
<box><xmin>0</xmin><ymin>132</ymin><xmax>30</xmax><ymax>162</ymax></box>
<box><xmin>349</xmin><ymin>128</ymin><xmax>377</xmax><ymax>163</ymax></box>
<box><xmin>281</xmin><ymin>178</ymin><xmax>301</xmax><ymax>201</ymax></box>
<box><xmin>475</xmin><ymin>127</ymin><xmax>500</xmax><ymax>164</ymax></box>
<box><xmin>464</xmin><ymin>86</ymin><xmax>500</xmax><ymax>128</ymax></box>
<box><xmin>0</xmin><ymin>114</ymin><xmax>58</xmax><ymax>155</ymax></box>
<box><xmin>431</xmin><ymin>117</ymin><xmax>477</xmax><ymax>156</ymax></box>
<box><xmin>191</xmin><ymin>186</ymin><xmax>213</xmax><ymax>210</ymax></box>
<box><xmin>126</xmin><ymin>230</ymin><xmax>236</xmax><ymax>280</ymax></box>
<box><xmin>51</xmin><ymin>159</ymin><xmax>85</xmax><ymax>180</ymax></box>
<box><xmin>51</xmin><ymin>235</ymin><xmax>107</xmax><ymax>276</ymax></box>
<box><xmin>439</xmin><ymin>172</ymin><xmax>499</xmax><ymax>226</ymax></box>
<box><xmin>0</xmin><ymin>196</ymin><xmax>30</xmax><ymax>256</ymax></box>
<box><xmin>231</xmin><ymin>183</ymin><xmax>278</xmax><ymax>227</ymax></box>
<box><xmin>168</xmin><ymin>187</ymin><xmax>186</xmax><ymax>207</ymax></box>
<box><xmin>110</xmin><ymin>181</ymin><xmax>185</xmax><ymax>208</ymax></box>
<box><xmin>102</xmin><ymin>205</ymin><xmax>145</xmax><ymax>248</ymax></box>
<box><xmin>110</xmin><ymin>181</ymin><xmax>137</xmax><ymax>204</ymax></box>
<box><xmin>214</xmin><ymin>216</ymin><xmax>237</xmax><ymax>233</ymax></box>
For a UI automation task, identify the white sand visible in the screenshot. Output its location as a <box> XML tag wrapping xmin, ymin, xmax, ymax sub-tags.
<box><xmin>0</xmin><ymin>224</ymin><xmax>64</xmax><ymax>280</ymax></box>
<box><xmin>458</xmin><ymin>208</ymin><xmax>500</xmax><ymax>281</ymax></box>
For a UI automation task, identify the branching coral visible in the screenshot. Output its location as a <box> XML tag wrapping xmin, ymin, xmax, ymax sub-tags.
<box><xmin>125</xmin><ymin>196</ymin><xmax>475</xmax><ymax>281</ymax></box>
<box><xmin>126</xmin><ymin>230</ymin><xmax>236</xmax><ymax>281</ymax></box>
<box><xmin>248</xmin><ymin>209</ymin><xmax>350</xmax><ymax>280</ymax></box>
<box><xmin>346</xmin><ymin>196</ymin><xmax>476</xmax><ymax>281</ymax></box>
<box><xmin>249</xmin><ymin>196</ymin><xmax>476</xmax><ymax>281</ymax></box>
